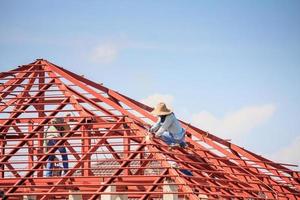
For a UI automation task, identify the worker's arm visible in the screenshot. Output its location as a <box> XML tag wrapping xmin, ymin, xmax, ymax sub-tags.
<box><xmin>155</xmin><ymin>114</ymin><xmax>174</xmax><ymax>137</ymax></box>
<box><xmin>150</xmin><ymin>118</ymin><xmax>161</xmax><ymax>133</ymax></box>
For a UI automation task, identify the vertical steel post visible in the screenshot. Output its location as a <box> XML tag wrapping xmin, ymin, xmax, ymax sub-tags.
<box><xmin>28</xmin><ymin>121</ymin><xmax>34</xmax><ymax>170</ymax></box>
<box><xmin>38</xmin><ymin>67</ymin><xmax>45</xmax><ymax>177</ymax></box>
<box><xmin>123</xmin><ymin>119</ymin><xmax>130</xmax><ymax>176</ymax></box>
<box><xmin>0</xmin><ymin>137</ymin><xmax>5</xmax><ymax>178</ymax></box>
<box><xmin>82</xmin><ymin>119</ymin><xmax>91</xmax><ymax>176</ymax></box>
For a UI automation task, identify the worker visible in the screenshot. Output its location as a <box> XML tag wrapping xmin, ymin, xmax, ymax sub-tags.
<box><xmin>45</xmin><ymin>117</ymin><xmax>70</xmax><ymax>177</ymax></box>
<box><xmin>149</xmin><ymin>102</ymin><xmax>187</xmax><ymax>148</ymax></box>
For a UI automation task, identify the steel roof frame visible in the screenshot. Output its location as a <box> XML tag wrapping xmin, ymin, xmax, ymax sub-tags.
<box><xmin>0</xmin><ymin>59</ymin><xmax>299</xmax><ymax>200</ymax></box>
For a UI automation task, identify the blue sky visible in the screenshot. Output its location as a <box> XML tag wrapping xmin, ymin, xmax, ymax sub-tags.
<box><xmin>0</xmin><ymin>1</ymin><xmax>299</xmax><ymax>168</ymax></box>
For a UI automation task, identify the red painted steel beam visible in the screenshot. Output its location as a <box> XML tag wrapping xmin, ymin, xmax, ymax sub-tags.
<box><xmin>3</xmin><ymin>99</ymin><xmax>72</xmax><ymax>197</ymax></box>
<box><xmin>139</xmin><ymin>169</ymin><xmax>169</xmax><ymax>200</ymax></box>
<box><xmin>0</xmin><ymin>62</ymin><xmax>33</xmax><ymax>79</ymax></box>
<box><xmin>45</xmin><ymin>70</ymin><xmax>94</xmax><ymax>118</ymax></box>
<box><xmin>0</xmin><ymin>79</ymin><xmax>55</xmax><ymax>132</ymax></box>
<box><xmin>128</xmin><ymin>121</ymin><xmax>200</xmax><ymax>200</ymax></box>
<box><xmin>0</xmin><ymin>73</ymin><xmax>37</xmax><ymax>97</ymax></box>
<box><xmin>1</xmin><ymin>60</ymin><xmax>299</xmax><ymax>199</ymax></box>
<box><xmin>45</xmin><ymin>61</ymin><xmax>149</xmax><ymax>124</ymax></box>
<box><xmin>108</xmin><ymin>92</ymin><xmax>298</xmax><ymax>194</ymax></box>
<box><xmin>184</xmin><ymin>125</ymin><xmax>300</xmax><ymax>195</ymax></box>
<box><xmin>39</xmin><ymin>118</ymin><xmax>125</xmax><ymax>200</ymax></box>
<box><xmin>88</xmin><ymin>142</ymin><xmax>147</xmax><ymax>200</ymax></box>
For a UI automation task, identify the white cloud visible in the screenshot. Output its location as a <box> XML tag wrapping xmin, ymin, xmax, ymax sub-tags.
<box><xmin>270</xmin><ymin>136</ymin><xmax>300</xmax><ymax>167</ymax></box>
<box><xmin>191</xmin><ymin>104</ymin><xmax>276</xmax><ymax>140</ymax></box>
<box><xmin>140</xmin><ymin>94</ymin><xmax>174</xmax><ymax>109</ymax></box>
<box><xmin>89</xmin><ymin>43</ymin><xmax>121</xmax><ymax>63</ymax></box>
<box><xmin>88</xmin><ymin>38</ymin><xmax>159</xmax><ymax>64</ymax></box>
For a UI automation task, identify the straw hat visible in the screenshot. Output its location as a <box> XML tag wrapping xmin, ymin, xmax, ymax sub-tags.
<box><xmin>151</xmin><ymin>102</ymin><xmax>172</xmax><ymax>116</ymax></box>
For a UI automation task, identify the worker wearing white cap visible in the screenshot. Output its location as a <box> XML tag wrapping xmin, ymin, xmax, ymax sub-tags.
<box><xmin>150</xmin><ymin>102</ymin><xmax>187</xmax><ymax>148</ymax></box>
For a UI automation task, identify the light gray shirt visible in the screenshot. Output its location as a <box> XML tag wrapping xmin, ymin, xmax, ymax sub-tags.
<box><xmin>45</xmin><ymin>124</ymin><xmax>69</xmax><ymax>138</ymax></box>
<box><xmin>45</xmin><ymin>126</ymin><xmax>61</xmax><ymax>138</ymax></box>
<box><xmin>151</xmin><ymin>113</ymin><xmax>185</xmax><ymax>139</ymax></box>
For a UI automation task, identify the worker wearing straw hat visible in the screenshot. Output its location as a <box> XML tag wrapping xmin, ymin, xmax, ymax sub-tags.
<box><xmin>149</xmin><ymin>102</ymin><xmax>187</xmax><ymax>148</ymax></box>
